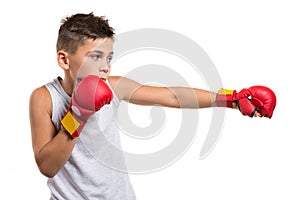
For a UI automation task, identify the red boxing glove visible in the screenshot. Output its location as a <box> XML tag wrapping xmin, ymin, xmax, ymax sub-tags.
<box><xmin>215</xmin><ymin>86</ymin><xmax>276</xmax><ymax>118</ymax></box>
<box><xmin>247</xmin><ymin>86</ymin><xmax>277</xmax><ymax>118</ymax></box>
<box><xmin>60</xmin><ymin>75</ymin><xmax>113</xmax><ymax>138</ymax></box>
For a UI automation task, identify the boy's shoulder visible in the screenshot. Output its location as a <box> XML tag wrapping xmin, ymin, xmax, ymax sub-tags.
<box><xmin>108</xmin><ymin>75</ymin><xmax>135</xmax><ymax>90</ymax></box>
<box><xmin>29</xmin><ymin>85</ymin><xmax>52</xmax><ymax>115</ymax></box>
<box><xmin>108</xmin><ymin>76</ymin><xmax>122</xmax><ymax>86</ymax></box>
<box><xmin>30</xmin><ymin>85</ymin><xmax>50</xmax><ymax>100</ymax></box>
<box><xmin>108</xmin><ymin>75</ymin><xmax>131</xmax><ymax>101</ymax></box>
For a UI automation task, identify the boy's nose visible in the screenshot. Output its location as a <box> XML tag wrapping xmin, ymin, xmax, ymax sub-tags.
<box><xmin>99</xmin><ymin>65</ymin><xmax>109</xmax><ymax>73</ymax></box>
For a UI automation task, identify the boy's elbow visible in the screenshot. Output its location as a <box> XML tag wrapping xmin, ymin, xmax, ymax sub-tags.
<box><xmin>36</xmin><ymin>159</ymin><xmax>58</xmax><ymax>178</ymax></box>
<box><xmin>38</xmin><ymin>164</ymin><xmax>57</xmax><ymax>178</ymax></box>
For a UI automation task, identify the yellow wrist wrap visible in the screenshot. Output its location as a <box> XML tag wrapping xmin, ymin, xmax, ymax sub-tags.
<box><xmin>60</xmin><ymin>111</ymin><xmax>81</xmax><ymax>137</ymax></box>
<box><xmin>218</xmin><ymin>88</ymin><xmax>235</xmax><ymax>95</ymax></box>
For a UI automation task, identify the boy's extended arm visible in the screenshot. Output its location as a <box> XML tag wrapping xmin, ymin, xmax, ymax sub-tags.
<box><xmin>29</xmin><ymin>87</ymin><xmax>77</xmax><ymax>178</ymax></box>
<box><xmin>110</xmin><ymin>76</ymin><xmax>227</xmax><ymax>108</ymax></box>
<box><xmin>109</xmin><ymin>76</ymin><xmax>276</xmax><ymax>118</ymax></box>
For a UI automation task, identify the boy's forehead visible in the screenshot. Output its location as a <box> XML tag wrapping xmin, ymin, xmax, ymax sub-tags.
<box><xmin>82</xmin><ymin>38</ymin><xmax>113</xmax><ymax>53</ymax></box>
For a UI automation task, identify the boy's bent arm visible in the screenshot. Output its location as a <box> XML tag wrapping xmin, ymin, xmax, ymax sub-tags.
<box><xmin>29</xmin><ymin>86</ymin><xmax>77</xmax><ymax>178</ymax></box>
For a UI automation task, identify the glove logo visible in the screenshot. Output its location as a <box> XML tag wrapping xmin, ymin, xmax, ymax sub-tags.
<box><xmin>71</xmin><ymin>105</ymin><xmax>81</xmax><ymax>117</ymax></box>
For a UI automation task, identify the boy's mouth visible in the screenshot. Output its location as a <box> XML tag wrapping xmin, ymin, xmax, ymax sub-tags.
<box><xmin>76</xmin><ymin>74</ymin><xmax>108</xmax><ymax>83</ymax></box>
<box><xmin>99</xmin><ymin>73</ymin><xmax>108</xmax><ymax>80</ymax></box>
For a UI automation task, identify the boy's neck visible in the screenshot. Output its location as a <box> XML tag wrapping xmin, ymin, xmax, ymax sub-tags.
<box><xmin>59</xmin><ymin>76</ymin><xmax>73</xmax><ymax>97</ymax></box>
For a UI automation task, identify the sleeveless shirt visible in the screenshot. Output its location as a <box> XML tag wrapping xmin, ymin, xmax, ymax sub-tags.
<box><xmin>44</xmin><ymin>77</ymin><xmax>136</xmax><ymax>200</ymax></box>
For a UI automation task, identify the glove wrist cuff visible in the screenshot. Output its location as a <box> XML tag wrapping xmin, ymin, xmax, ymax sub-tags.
<box><xmin>215</xmin><ymin>89</ymin><xmax>235</xmax><ymax>108</ymax></box>
<box><xmin>60</xmin><ymin>110</ymin><xmax>84</xmax><ymax>138</ymax></box>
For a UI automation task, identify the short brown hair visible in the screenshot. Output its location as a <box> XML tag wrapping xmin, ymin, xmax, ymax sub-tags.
<box><xmin>56</xmin><ymin>12</ymin><xmax>115</xmax><ymax>54</ymax></box>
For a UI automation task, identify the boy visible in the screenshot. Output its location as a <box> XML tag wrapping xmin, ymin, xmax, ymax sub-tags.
<box><xmin>29</xmin><ymin>13</ymin><xmax>276</xmax><ymax>199</ymax></box>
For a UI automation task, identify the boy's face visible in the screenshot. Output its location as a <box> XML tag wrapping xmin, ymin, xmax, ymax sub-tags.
<box><xmin>68</xmin><ymin>37</ymin><xmax>114</xmax><ymax>82</ymax></box>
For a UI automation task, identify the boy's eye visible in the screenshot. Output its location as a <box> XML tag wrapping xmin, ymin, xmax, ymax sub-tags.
<box><xmin>90</xmin><ymin>54</ymin><xmax>101</xmax><ymax>61</ymax></box>
<box><xmin>107</xmin><ymin>57</ymin><xmax>113</xmax><ymax>63</ymax></box>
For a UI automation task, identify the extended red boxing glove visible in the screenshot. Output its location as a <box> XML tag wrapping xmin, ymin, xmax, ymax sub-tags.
<box><xmin>215</xmin><ymin>86</ymin><xmax>276</xmax><ymax>118</ymax></box>
<box><xmin>247</xmin><ymin>86</ymin><xmax>277</xmax><ymax>118</ymax></box>
<box><xmin>60</xmin><ymin>75</ymin><xmax>113</xmax><ymax>138</ymax></box>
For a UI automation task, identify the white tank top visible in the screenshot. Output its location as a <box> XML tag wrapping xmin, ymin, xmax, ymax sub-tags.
<box><xmin>45</xmin><ymin>77</ymin><xmax>136</xmax><ymax>200</ymax></box>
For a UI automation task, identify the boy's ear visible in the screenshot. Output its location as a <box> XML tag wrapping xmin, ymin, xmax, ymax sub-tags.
<box><xmin>57</xmin><ymin>50</ymin><xmax>70</xmax><ymax>70</ymax></box>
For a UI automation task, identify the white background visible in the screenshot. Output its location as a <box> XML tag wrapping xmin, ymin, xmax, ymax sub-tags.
<box><xmin>1</xmin><ymin>0</ymin><xmax>299</xmax><ymax>199</ymax></box>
